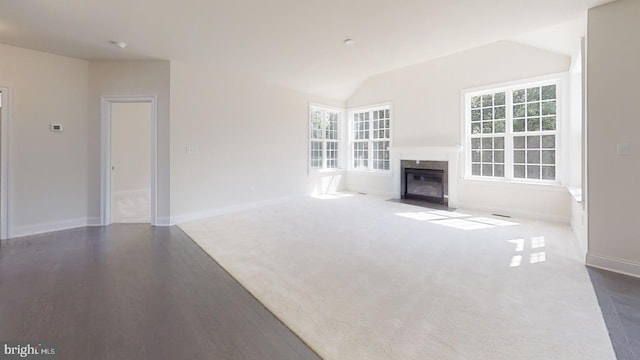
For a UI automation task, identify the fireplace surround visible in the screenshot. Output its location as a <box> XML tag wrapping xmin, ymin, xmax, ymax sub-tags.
<box><xmin>390</xmin><ymin>146</ymin><xmax>462</xmax><ymax>208</ymax></box>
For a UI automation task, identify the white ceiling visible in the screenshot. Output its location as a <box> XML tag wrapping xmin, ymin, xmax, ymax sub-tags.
<box><xmin>0</xmin><ymin>0</ymin><xmax>613</xmax><ymax>99</ymax></box>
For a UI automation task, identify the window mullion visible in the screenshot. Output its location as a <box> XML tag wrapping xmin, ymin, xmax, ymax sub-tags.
<box><xmin>505</xmin><ymin>88</ymin><xmax>514</xmax><ymax>180</ymax></box>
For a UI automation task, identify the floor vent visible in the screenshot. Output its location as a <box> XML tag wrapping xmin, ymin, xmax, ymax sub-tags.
<box><xmin>492</xmin><ymin>213</ymin><xmax>511</xmax><ymax>218</ymax></box>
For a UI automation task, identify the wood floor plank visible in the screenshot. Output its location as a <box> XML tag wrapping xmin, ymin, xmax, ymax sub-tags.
<box><xmin>0</xmin><ymin>225</ymin><xmax>321</xmax><ymax>360</ymax></box>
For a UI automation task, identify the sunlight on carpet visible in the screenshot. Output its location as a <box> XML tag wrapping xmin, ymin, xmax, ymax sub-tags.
<box><xmin>179</xmin><ymin>194</ymin><xmax>615</xmax><ymax>360</ymax></box>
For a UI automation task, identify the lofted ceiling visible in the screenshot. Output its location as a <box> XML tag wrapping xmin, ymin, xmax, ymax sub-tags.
<box><xmin>0</xmin><ymin>0</ymin><xmax>613</xmax><ymax>99</ymax></box>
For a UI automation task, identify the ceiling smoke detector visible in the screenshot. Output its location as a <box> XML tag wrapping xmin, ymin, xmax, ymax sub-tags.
<box><xmin>110</xmin><ymin>41</ymin><xmax>128</xmax><ymax>49</ymax></box>
<box><xmin>343</xmin><ymin>39</ymin><xmax>355</xmax><ymax>46</ymax></box>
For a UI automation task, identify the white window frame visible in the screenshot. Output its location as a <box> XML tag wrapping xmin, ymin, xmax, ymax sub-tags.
<box><xmin>348</xmin><ymin>103</ymin><xmax>393</xmax><ymax>173</ymax></box>
<box><xmin>309</xmin><ymin>104</ymin><xmax>344</xmax><ymax>172</ymax></box>
<box><xmin>463</xmin><ymin>74</ymin><xmax>566</xmax><ymax>185</ymax></box>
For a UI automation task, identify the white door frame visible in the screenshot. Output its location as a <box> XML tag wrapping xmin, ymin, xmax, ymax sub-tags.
<box><xmin>100</xmin><ymin>96</ymin><xmax>158</xmax><ymax>225</ymax></box>
<box><xmin>0</xmin><ymin>85</ymin><xmax>11</xmax><ymax>239</ymax></box>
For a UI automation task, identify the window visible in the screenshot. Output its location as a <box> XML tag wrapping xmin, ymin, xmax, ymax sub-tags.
<box><xmin>466</xmin><ymin>80</ymin><xmax>559</xmax><ymax>182</ymax></box>
<box><xmin>350</xmin><ymin>105</ymin><xmax>391</xmax><ymax>171</ymax></box>
<box><xmin>309</xmin><ymin>105</ymin><xmax>341</xmax><ymax>170</ymax></box>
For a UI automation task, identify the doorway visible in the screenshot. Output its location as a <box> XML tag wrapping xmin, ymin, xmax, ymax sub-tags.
<box><xmin>0</xmin><ymin>87</ymin><xmax>9</xmax><ymax>239</ymax></box>
<box><xmin>101</xmin><ymin>96</ymin><xmax>157</xmax><ymax>225</ymax></box>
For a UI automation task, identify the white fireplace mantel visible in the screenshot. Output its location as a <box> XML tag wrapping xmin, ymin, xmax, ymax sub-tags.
<box><xmin>390</xmin><ymin>146</ymin><xmax>462</xmax><ymax>207</ymax></box>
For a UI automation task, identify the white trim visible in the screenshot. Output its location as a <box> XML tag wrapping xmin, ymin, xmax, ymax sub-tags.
<box><xmin>11</xmin><ymin>218</ymin><xmax>89</xmax><ymax>238</ymax></box>
<box><xmin>587</xmin><ymin>253</ymin><xmax>640</xmax><ymax>279</ymax></box>
<box><xmin>171</xmin><ymin>195</ymin><xmax>304</xmax><ymax>225</ymax></box>
<box><xmin>461</xmin><ymin>74</ymin><xmax>566</xmax><ymax>185</ymax></box>
<box><xmin>155</xmin><ymin>216</ymin><xmax>172</xmax><ymax>226</ymax></box>
<box><xmin>87</xmin><ymin>217</ymin><xmax>102</xmax><ymax>226</ymax></box>
<box><xmin>101</xmin><ymin>96</ymin><xmax>158</xmax><ymax>226</ymax></box>
<box><xmin>0</xmin><ymin>85</ymin><xmax>11</xmax><ymax>239</ymax></box>
<box><xmin>309</xmin><ymin>104</ymin><xmax>344</xmax><ymax>172</ymax></box>
<box><xmin>347</xmin><ymin>102</ymin><xmax>393</xmax><ymax>173</ymax></box>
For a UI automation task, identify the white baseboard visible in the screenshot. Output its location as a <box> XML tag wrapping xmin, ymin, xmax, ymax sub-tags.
<box><xmin>171</xmin><ymin>194</ymin><xmax>305</xmax><ymax>225</ymax></box>
<box><xmin>457</xmin><ymin>203</ymin><xmax>570</xmax><ymax>223</ymax></box>
<box><xmin>87</xmin><ymin>217</ymin><xmax>102</xmax><ymax>226</ymax></box>
<box><xmin>155</xmin><ymin>216</ymin><xmax>172</xmax><ymax>226</ymax></box>
<box><xmin>586</xmin><ymin>253</ymin><xmax>640</xmax><ymax>279</ymax></box>
<box><xmin>10</xmin><ymin>218</ymin><xmax>89</xmax><ymax>238</ymax></box>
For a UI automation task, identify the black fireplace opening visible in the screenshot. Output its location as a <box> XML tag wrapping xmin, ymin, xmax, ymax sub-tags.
<box><xmin>403</xmin><ymin>168</ymin><xmax>445</xmax><ymax>205</ymax></box>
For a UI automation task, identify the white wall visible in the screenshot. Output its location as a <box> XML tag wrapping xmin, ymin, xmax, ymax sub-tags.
<box><xmin>88</xmin><ymin>61</ymin><xmax>170</xmax><ymax>224</ymax></box>
<box><xmin>586</xmin><ymin>0</ymin><xmax>640</xmax><ymax>276</ymax></box>
<box><xmin>0</xmin><ymin>44</ymin><xmax>89</xmax><ymax>237</ymax></box>
<box><xmin>347</xmin><ymin>41</ymin><xmax>573</xmax><ymax>221</ymax></box>
<box><xmin>170</xmin><ymin>61</ymin><xmax>344</xmax><ymax>222</ymax></box>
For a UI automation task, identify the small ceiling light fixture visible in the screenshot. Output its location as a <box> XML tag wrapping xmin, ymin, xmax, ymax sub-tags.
<box><xmin>110</xmin><ymin>40</ymin><xmax>128</xmax><ymax>49</ymax></box>
<box><xmin>343</xmin><ymin>38</ymin><xmax>356</xmax><ymax>46</ymax></box>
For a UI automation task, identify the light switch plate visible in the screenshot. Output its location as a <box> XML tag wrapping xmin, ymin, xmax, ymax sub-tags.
<box><xmin>617</xmin><ymin>143</ymin><xmax>630</xmax><ymax>156</ymax></box>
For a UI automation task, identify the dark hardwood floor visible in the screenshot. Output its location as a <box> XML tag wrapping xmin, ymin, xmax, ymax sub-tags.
<box><xmin>0</xmin><ymin>225</ymin><xmax>321</xmax><ymax>360</ymax></box>
<box><xmin>590</xmin><ymin>267</ymin><xmax>640</xmax><ymax>360</ymax></box>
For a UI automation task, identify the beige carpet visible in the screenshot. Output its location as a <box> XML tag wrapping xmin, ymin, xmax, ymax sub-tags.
<box><xmin>179</xmin><ymin>194</ymin><xmax>615</xmax><ymax>360</ymax></box>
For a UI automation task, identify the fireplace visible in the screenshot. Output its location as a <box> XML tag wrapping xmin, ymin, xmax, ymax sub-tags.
<box><xmin>400</xmin><ymin>159</ymin><xmax>449</xmax><ymax>206</ymax></box>
<box><xmin>404</xmin><ymin>168</ymin><xmax>445</xmax><ymax>204</ymax></box>
<box><xmin>391</xmin><ymin>146</ymin><xmax>461</xmax><ymax>208</ymax></box>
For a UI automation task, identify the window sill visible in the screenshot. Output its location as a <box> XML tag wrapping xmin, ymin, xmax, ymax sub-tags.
<box><xmin>567</xmin><ymin>186</ymin><xmax>583</xmax><ymax>202</ymax></box>
<box><xmin>309</xmin><ymin>169</ymin><xmax>346</xmax><ymax>176</ymax></box>
<box><xmin>347</xmin><ymin>169</ymin><xmax>392</xmax><ymax>176</ymax></box>
<box><xmin>462</xmin><ymin>177</ymin><xmax>566</xmax><ymax>192</ymax></box>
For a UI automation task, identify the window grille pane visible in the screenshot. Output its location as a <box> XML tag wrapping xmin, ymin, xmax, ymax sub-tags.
<box><xmin>542</xmin><ymin>116</ymin><xmax>556</xmax><ymax>131</ymax></box>
<box><xmin>326</xmin><ymin>141</ymin><xmax>339</xmax><ymax>169</ymax></box>
<box><xmin>310</xmin><ymin>110</ymin><xmax>323</xmax><ymax>140</ymax></box>
<box><xmin>541</xmin><ymin>85</ymin><xmax>556</xmax><ymax>100</ymax></box>
<box><xmin>513</xmin><ymin>119</ymin><xmax>526</xmax><ymax>132</ymax></box>
<box><xmin>542</xmin><ymin>150</ymin><xmax>555</xmax><ymax>165</ymax></box>
<box><xmin>472</xmin><ymin>110</ymin><xmax>481</xmax><ymax>121</ymax></box>
<box><xmin>527</xmin><ymin>87</ymin><xmax>540</xmax><ymax>102</ymax></box>
<box><xmin>527</xmin><ymin>103</ymin><xmax>540</xmax><ymax>117</ymax></box>
<box><xmin>542</xmin><ymin>101</ymin><xmax>556</xmax><ymax>116</ymax></box>
<box><xmin>513</xmin><ymin>89</ymin><xmax>526</xmax><ymax>103</ymax></box>
<box><xmin>527</xmin><ymin>165</ymin><xmax>541</xmax><ymax>179</ymax></box>
<box><xmin>482</xmin><ymin>164</ymin><xmax>493</xmax><ymax>176</ymax></box>
<box><xmin>325</xmin><ymin>112</ymin><xmax>338</xmax><ymax>140</ymax></box>
<box><xmin>542</xmin><ymin>166</ymin><xmax>556</xmax><ymax>180</ymax></box>
<box><xmin>471</xmin><ymin>96</ymin><xmax>481</xmax><ymax>108</ymax></box>
<box><xmin>310</xmin><ymin>141</ymin><xmax>323</xmax><ymax>168</ymax></box>
<box><xmin>527</xmin><ymin>118</ymin><xmax>541</xmax><ymax>131</ymax></box>
<box><xmin>542</xmin><ymin>135</ymin><xmax>555</xmax><ymax>148</ymax></box>
<box><xmin>472</xmin><ymin>150</ymin><xmax>481</xmax><ymax>162</ymax></box>
<box><xmin>353</xmin><ymin>142</ymin><xmax>369</xmax><ymax>169</ymax></box>
<box><xmin>527</xmin><ymin>150</ymin><xmax>540</xmax><ymax>164</ymax></box>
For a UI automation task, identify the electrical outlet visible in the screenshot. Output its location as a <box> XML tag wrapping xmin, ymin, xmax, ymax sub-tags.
<box><xmin>186</xmin><ymin>146</ymin><xmax>198</xmax><ymax>155</ymax></box>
